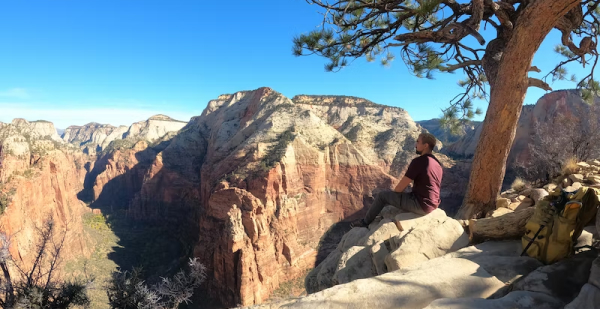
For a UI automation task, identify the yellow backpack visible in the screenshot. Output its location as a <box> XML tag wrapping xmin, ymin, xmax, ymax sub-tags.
<box><xmin>521</xmin><ymin>186</ymin><xmax>600</xmax><ymax>264</ymax></box>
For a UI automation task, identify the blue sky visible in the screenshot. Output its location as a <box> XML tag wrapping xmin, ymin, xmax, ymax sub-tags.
<box><xmin>0</xmin><ymin>0</ymin><xmax>591</xmax><ymax>129</ymax></box>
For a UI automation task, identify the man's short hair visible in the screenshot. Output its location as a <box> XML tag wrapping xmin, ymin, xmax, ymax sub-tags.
<box><xmin>419</xmin><ymin>132</ymin><xmax>437</xmax><ymax>150</ymax></box>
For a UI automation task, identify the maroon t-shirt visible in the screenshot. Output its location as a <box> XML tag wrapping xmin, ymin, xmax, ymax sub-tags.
<box><xmin>404</xmin><ymin>154</ymin><xmax>443</xmax><ymax>213</ymax></box>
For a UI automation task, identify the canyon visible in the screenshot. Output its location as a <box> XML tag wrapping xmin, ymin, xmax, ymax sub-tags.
<box><xmin>1</xmin><ymin>87</ymin><xmax>597</xmax><ymax>308</ymax></box>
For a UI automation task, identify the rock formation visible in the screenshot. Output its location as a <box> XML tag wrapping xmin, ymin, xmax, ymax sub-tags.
<box><xmin>62</xmin><ymin>114</ymin><xmax>186</xmax><ymax>153</ymax></box>
<box><xmin>0</xmin><ymin>119</ymin><xmax>90</xmax><ymax>273</ymax></box>
<box><xmin>416</xmin><ymin>119</ymin><xmax>480</xmax><ymax>144</ymax></box>
<box><xmin>445</xmin><ymin>89</ymin><xmax>597</xmax><ymax>165</ymax></box>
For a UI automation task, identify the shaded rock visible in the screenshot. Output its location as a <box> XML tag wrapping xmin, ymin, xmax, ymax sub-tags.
<box><xmin>442</xmin><ymin>240</ymin><xmax>524</xmax><ymax>259</ymax></box>
<box><xmin>248</xmin><ymin>258</ymin><xmax>504</xmax><ymax>309</ymax></box>
<box><xmin>385</xmin><ymin>219</ymin><xmax>469</xmax><ymax>271</ymax></box>
<box><xmin>304</xmin><ymin>262</ymin><xmax>323</xmax><ymax>294</ymax></box>
<box><xmin>425</xmin><ymin>291</ymin><xmax>564</xmax><ymax>309</ymax></box>
<box><xmin>512</xmin><ymin>250</ymin><xmax>598</xmax><ymax>304</ymax></box>
<box><xmin>315</xmin><ymin>249</ymin><xmax>343</xmax><ymax>291</ymax></box>
<box><xmin>590</xmin><ymin>257</ymin><xmax>600</xmax><ymax>289</ymax></box>
<box><xmin>468</xmin><ymin>255</ymin><xmax>543</xmax><ymax>284</ymax></box>
<box><xmin>564</xmin><ymin>284</ymin><xmax>600</xmax><ymax>309</ymax></box>
<box><xmin>332</xmin><ymin>246</ymin><xmax>376</xmax><ymax>284</ymax></box>
<box><xmin>496</xmin><ymin>198</ymin><xmax>511</xmax><ymax>209</ymax></box>
<box><xmin>370</xmin><ymin>240</ymin><xmax>390</xmax><ymax>275</ymax></box>
<box><xmin>336</xmin><ymin>227</ymin><xmax>369</xmax><ymax>252</ymax></box>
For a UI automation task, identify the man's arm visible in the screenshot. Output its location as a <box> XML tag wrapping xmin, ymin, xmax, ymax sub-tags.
<box><xmin>393</xmin><ymin>176</ymin><xmax>413</xmax><ymax>193</ymax></box>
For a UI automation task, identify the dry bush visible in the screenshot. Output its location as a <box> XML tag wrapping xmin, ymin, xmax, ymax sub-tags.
<box><xmin>0</xmin><ymin>219</ymin><xmax>91</xmax><ymax>308</ymax></box>
<box><xmin>511</xmin><ymin>177</ymin><xmax>528</xmax><ymax>192</ymax></box>
<box><xmin>561</xmin><ymin>157</ymin><xmax>580</xmax><ymax>176</ymax></box>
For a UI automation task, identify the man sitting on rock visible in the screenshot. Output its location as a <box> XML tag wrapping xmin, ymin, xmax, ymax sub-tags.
<box><xmin>351</xmin><ymin>132</ymin><xmax>443</xmax><ymax>228</ymax></box>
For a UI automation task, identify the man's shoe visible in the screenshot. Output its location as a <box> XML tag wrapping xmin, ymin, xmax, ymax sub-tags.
<box><xmin>350</xmin><ymin>218</ymin><xmax>368</xmax><ymax>228</ymax></box>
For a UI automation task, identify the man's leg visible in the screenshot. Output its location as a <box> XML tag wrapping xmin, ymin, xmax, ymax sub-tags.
<box><xmin>364</xmin><ymin>191</ymin><xmax>426</xmax><ymax>224</ymax></box>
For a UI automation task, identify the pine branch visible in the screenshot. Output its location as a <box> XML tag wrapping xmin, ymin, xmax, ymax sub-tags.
<box><xmin>528</xmin><ymin>78</ymin><xmax>553</xmax><ymax>91</ymax></box>
<box><xmin>440</xmin><ymin>60</ymin><xmax>482</xmax><ymax>72</ymax></box>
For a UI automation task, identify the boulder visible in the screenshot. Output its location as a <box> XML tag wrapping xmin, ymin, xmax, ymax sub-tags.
<box><xmin>570</xmin><ymin>174</ymin><xmax>585</xmax><ymax>183</ymax></box>
<box><xmin>529</xmin><ymin>189</ymin><xmax>549</xmax><ymax>205</ymax></box>
<box><xmin>304</xmin><ymin>262</ymin><xmax>323</xmax><ymax>294</ymax></box>
<box><xmin>563</xmin><ymin>181</ymin><xmax>582</xmax><ymax>192</ymax></box>
<box><xmin>332</xmin><ymin>246</ymin><xmax>376</xmax><ymax>285</ymax></box>
<box><xmin>589</xmin><ymin>257</ymin><xmax>600</xmax><ymax>291</ymax></box>
<box><xmin>544</xmin><ymin>183</ymin><xmax>557</xmax><ymax>193</ymax></box>
<box><xmin>507</xmin><ymin>201</ymin><xmax>533</xmax><ymax>211</ymax></box>
<box><xmin>577</xmin><ymin>162</ymin><xmax>590</xmax><ymax>169</ymax></box>
<box><xmin>467</xmin><ymin>255</ymin><xmax>543</xmax><ymax>284</ymax></box>
<box><xmin>519</xmin><ymin>188</ymin><xmax>532</xmax><ymax>197</ymax></box>
<box><xmin>441</xmin><ymin>240</ymin><xmax>542</xmax><ymax>284</ymax></box>
<box><xmin>424</xmin><ymin>291</ymin><xmax>564</xmax><ymax>309</ymax></box>
<box><xmin>597</xmin><ymin>207</ymin><xmax>600</xmax><ymax>244</ymax></box>
<box><xmin>336</xmin><ymin>227</ymin><xmax>369</xmax><ymax>252</ymax></box>
<box><xmin>575</xmin><ymin>228</ymin><xmax>595</xmax><ymax>248</ymax></box>
<box><xmin>496</xmin><ymin>198</ymin><xmax>511</xmax><ymax>209</ymax></box>
<box><xmin>251</xmin><ymin>258</ymin><xmax>505</xmax><ymax>309</ymax></box>
<box><xmin>512</xmin><ymin>250</ymin><xmax>598</xmax><ymax>304</ymax></box>
<box><xmin>370</xmin><ymin>240</ymin><xmax>390</xmax><ymax>275</ymax></box>
<box><xmin>488</xmin><ymin>207</ymin><xmax>513</xmax><ymax>218</ymax></box>
<box><xmin>385</xmin><ymin>219</ymin><xmax>469</xmax><ymax>271</ymax></box>
<box><xmin>392</xmin><ymin>208</ymin><xmax>447</xmax><ymax>236</ymax></box>
<box><xmin>564</xmin><ymin>284</ymin><xmax>600</xmax><ymax>309</ymax></box>
<box><xmin>315</xmin><ymin>249</ymin><xmax>343</xmax><ymax>291</ymax></box>
<box><xmin>356</xmin><ymin>219</ymin><xmax>401</xmax><ymax>246</ymax></box>
<box><xmin>586</xmin><ymin>175</ymin><xmax>600</xmax><ymax>184</ymax></box>
<box><xmin>561</xmin><ymin>177</ymin><xmax>572</xmax><ymax>188</ymax></box>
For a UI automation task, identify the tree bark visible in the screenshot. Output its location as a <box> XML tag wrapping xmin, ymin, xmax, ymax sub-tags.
<box><xmin>457</xmin><ymin>0</ymin><xmax>582</xmax><ymax>219</ymax></box>
<box><xmin>468</xmin><ymin>207</ymin><xmax>534</xmax><ymax>242</ymax></box>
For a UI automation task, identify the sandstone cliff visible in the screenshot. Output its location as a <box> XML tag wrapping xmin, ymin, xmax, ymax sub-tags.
<box><xmin>62</xmin><ymin>114</ymin><xmax>186</xmax><ymax>153</ymax></box>
<box><xmin>416</xmin><ymin>119</ymin><xmax>480</xmax><ymax>144</ymax></box>
<box><xmin>445</xmin><ymin>89</ymin><xmax>595</xmax><ymax>163</ymax></box>
<box><xmin>0</xmin><ymin>119</ymin><xmax>90</xmax><ymax>274</ymax></box>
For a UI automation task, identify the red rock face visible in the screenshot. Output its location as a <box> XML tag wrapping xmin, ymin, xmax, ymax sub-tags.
<box><xmin>0</xmin><ymin>150</ymin><xmax>90</xmax><ymax>271</ymax></box>
<box><xmin>197</xmin><ymin>144</ymin><xmax>395</xmax><ymax>305</ymax></box>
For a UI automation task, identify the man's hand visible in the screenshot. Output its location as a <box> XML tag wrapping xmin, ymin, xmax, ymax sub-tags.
<box><xmin>393</xmin><ymin>176</ymin><xmax>413</xmax><ymax>193</ymax></box>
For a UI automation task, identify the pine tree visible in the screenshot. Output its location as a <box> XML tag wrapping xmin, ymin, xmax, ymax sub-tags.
<box><xmin>294</xmin><ymin>0</ymin><xmax>600</xmax><ymax>219</ymax></box>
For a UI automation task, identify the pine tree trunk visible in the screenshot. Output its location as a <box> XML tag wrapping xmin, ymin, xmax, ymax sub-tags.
<box><xmin>457</xmin><ymin>0</ymin><xmax>582</xmax><ymax>219</ymax></box>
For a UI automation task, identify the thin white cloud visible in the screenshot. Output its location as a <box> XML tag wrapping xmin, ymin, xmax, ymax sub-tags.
<box><xmin>0</xmin><ymin>88</ymin><xmax>30</xmax><ymax>99</ymax></box>
<box><xmin>0</xmin><ymin>104</ymin><xmax>201</xmax><ymax>129</ymax></box>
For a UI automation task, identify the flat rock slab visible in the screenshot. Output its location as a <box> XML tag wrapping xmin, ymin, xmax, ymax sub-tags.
<box><xmin>246</xmin><ymin>258</ymin><xmax>504</xmax><ymax>309</ymax></box>
<box><xmin>424</xmin><ymin>291</ymin><xmax>564</xmax><ymax>309</ymax></box>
